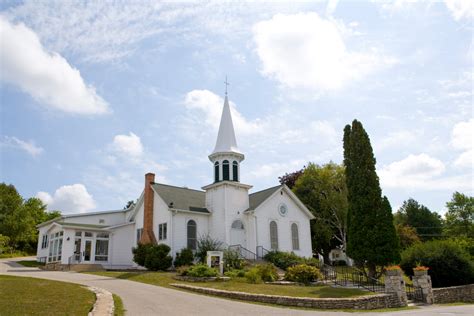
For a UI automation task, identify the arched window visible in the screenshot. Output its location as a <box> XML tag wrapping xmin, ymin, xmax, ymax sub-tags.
<box><xmin>187</xmin><ymin>220</ymin><xmax>197</xmax><ymax>250</ymax></box>
<box><xmin>231</xmin><ymin>220</ymin><xmax>244</xmax><ymax>230</ymax></box>
<box><xmin>214</xmin><ymin>161</ymin><xmax>219</xmax><ymax>182</ymax></box>
<box><xmin>291</xmin><ymin>223</ymin><xmax>299</xmax><ymax>250</ymax></box>
<box><xmin>223</xmin><ymin>160</ymin><xmax>230</xmax><ymax>181</ymax></box>
<box><xmin>270</xmin><ymin>221</ymin><xmax>278</xmax><ymax>250</ymax></box>
<box><xmin>232</xmin><ymin>161</ymin><xmax>238</xmax><ymax>181</ymax></box>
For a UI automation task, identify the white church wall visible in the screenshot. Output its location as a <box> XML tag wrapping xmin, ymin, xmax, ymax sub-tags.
<box><xmin>109</xmin><ymin>224</ymin><xmax>135</xmax><ymax>267</ymax></box>
<box><xmin>60</xmin><ymin>228</ymin><xmax>76</xmax><ymax>264</ymax></box>
<box><xmin>152</xmin><ymin>192</ymin><xmax>172</xmax><ymax>246</ymax></box>
<box><xmin>255</xmin><ymin>189</ymin><xmax>313</xmax><ymax>258</ymax></box>
<box><xmin>36</xmin><ymin>225</ymin><xmax>50</xmax><ymax>261</ymax></box>
<box><xmin>171</xmin><ymin>212</ymin><xmax>209</xmax><ymax>257</ymax></box>
<box><xmin>134</xmin><ymin>202</ymin><xmax>144</xmax><ymax>245</ymax></box>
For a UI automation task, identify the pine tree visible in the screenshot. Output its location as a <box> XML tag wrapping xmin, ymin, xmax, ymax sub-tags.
<box><xmin>343</xmin><ymin>120</ymin><xmax>400</xmax><ymax>278</ymax></box>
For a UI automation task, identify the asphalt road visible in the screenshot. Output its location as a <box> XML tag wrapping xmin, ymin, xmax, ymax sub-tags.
<box><xmin>1</xmin><ymin>258</ymin><xmax>472</xmax><ymax>316</ymax></box>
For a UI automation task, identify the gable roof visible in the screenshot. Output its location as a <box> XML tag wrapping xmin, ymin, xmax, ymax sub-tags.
<box><xmin>151</xmin><ymin>183</ymin><xmax>210</xmax><ymax>214</ymax></box>
<box><xmin>248</xmin><ymin>185</ymin><xmax>282</xmax><ymax>211</ymax></box>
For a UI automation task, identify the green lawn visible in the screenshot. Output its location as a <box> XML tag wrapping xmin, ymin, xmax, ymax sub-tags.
<box><xmin>87</xmin><ymin>271</ymin><xmax>371</xmax><ymax>298</ymax></box>
<box><xmin>0</xmin><ymin>251</ymin><xmax>31</xmax><ymax>259</ymax></box>
<box><xmin>113</xmin><ymin>294</ymin><xmax>125</xmax><ymax>316</ymax></box>
<box><xmin>17</xmin><ymin>260</ymin><xmax>45</xmax><ymax>268</ymax></box>
<box><xmin>0</xmin><ymin>275</ymin><xmax>95</xmax><ymax>315</ymax></box>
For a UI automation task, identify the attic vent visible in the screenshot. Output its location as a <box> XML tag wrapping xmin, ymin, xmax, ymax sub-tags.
<box><xmin>99</xmin><ymin>219</ymin><xmax>105</xmax><ymax>224</ymax></box>
<box><xmin>169</xmin><ymin>202</ymin><xmax>174</xmax><ymax>208</ymax></box>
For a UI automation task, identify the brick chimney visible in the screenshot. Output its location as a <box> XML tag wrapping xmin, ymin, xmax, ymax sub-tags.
<box><xmin>139</xmin><ymin>172</ymin><xmax>157</xmax><ymax>244</ymax></box>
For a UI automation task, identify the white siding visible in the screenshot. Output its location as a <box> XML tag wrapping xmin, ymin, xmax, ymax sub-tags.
<box><xmin>63</xmin><ymin>212</ymin><xmax>128</xmax><ymax>227</ymax></box>
<box><xmin>108</xmin><ymin>224</ymin><xmax>135</xmax><ymax>268</ymax></box>
<box><xmin>171</xmin><ymin>212</ymin><xmax>209</xmax><ymax>258</ymax></box>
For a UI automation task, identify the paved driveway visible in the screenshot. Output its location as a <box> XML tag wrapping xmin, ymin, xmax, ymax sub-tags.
<box><xmin>1</xmin><ymin>258</ymin><xmax>472</xmax><ymax>316</ymax></box>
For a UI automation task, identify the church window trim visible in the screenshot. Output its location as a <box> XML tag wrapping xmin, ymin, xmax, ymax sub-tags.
<box><xmin>231</xmin><ymin>219</ymin><xmax>244</xmax><ymax>230</ymax></box>
<box><xmin>187</xmin><ymin>219</ymin><xmax>197</xmax><ymax>250</ymax></box>
<box><xmin>291</xmin><ymin>223</ymin><xmax>300</xmax><ymax>250</ymax></box>
<box><xmin>232</xmin><ymin>161</ymin><xmax>238</xmax><ymax>181</ymax></box>
<box><xmin>158</xmin><ymin>223</ymin><xmax>167</xmax><ymax>240</ymax></box>
<box><xmin>223</xmin><ymin>160</ymin><xmax>230</xmax><ymax>181</ymax></box>
<box><xmin>269</xmin><ymin>221</ymin><xmax>278</xmax><ymax>250</ymax></box>
<box><xmin>136</xmin><ymin>228</ymin><xmax>143</xmax><ymax>244</ymax></box>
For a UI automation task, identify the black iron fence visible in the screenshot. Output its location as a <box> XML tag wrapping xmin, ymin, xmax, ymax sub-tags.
<box><xmin>406</xmin><ymin>283</ymin><xmax>424</xmax><ymax>302</ymax></box>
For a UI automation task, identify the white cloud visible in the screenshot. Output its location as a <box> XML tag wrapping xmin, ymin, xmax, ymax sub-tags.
<box><xmin>37</xmin><ymin>184</ymin><xmax>96</xmax><ymax>213</ymax></box>
<box><xmin>111</xmin><ymin>132</ymin><xmax>144</xmax><ymax>158</ymax></box>
<box><xmin>379</xmin><ymin>153</ymin><xmax>446</xmax><ymax>189</ymax></box>
<box><xmin>444</xmin><ymin>0</ymin><xmax>473</xmax><ymax>21</ymax></box>
<box><xmin>1</xmin><ymin>136</ymin><xmax>43</xmax><ymax>157</ymax></box>
<box><xmin>0</xmin><ymin>16</ymin><xmax>109</xmax><ymax>115</ymax></box>
<box><xmin>451</xmin><ymin>119</ymin><xmax>473</xmax><ymax>168</ymax></box>
<box><xmin>253</xmin><ymin>12</ymin><xmax>397</xmax><ymax>92</ymax></box>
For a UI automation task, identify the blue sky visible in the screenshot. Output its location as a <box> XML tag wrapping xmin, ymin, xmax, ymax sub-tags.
<box><xmin>1</xmin><ymin>0</ymin><xmax>472</xmax><ymax>215</ymax></box>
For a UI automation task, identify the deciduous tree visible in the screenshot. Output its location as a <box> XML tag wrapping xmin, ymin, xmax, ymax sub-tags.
<box><xmin>444</xmin><ymin>192</ymin><xmax>473</xmax><ymax>238</ymax></box>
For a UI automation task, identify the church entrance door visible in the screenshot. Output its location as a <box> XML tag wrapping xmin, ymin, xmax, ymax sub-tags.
<box><xmin>230</xmin><ymin>220</ymin><xmax>246</xmax><ymax>247</ymax></box>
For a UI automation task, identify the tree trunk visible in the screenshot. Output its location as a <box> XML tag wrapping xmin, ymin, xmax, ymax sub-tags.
<box><xmin>368</xmin><ymin>262</ymin><xmax>377</xmax><ymax>279</ymax></box>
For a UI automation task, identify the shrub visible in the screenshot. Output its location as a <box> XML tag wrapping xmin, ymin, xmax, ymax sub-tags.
<box><xmin>132</xmin><ymin>243</ymin><xmax>153</xmax><ymax>267</ymax></box>
<box><xmin>224</xmin><ymin>269</ymin><xmax>246</xmax><ymax>278</ymax></box>
<box><xmin>245</xmin><ymin>268</ymin><xmax>262</xmax><ymax>284</ymax></box>
<box><xmin>301</xmin><ymin>257</ymin><xmax>320</xmax><ymax>268</ymax></box>
<box><xmin>264</xmin><ymin>251</ymin><xmax>303</xmax><ymax>270</ymax></box>
<box><xmin>223</xmin><ymin>249</ymin><xmax>245</xmax><ymax>271</ymax></box>
<box><xmin>174</xmin><ymin>248</ymin><xmax>194</xmax><ymax>267</ymax></box>
<box><xmin>195</xmin><ymin>234</ymin><xmax>223</xmax><ymax>263</ymax></box>
<box><xmin>187</xmin><ymin>264</ymin><xmax>219</xmax><ymax>277</ymax></box>
<box><xmin>400</xmin><ymin>239</ymin><xmax>474</xmax><ymax>287</ymax></box>
<box><xmin>285</xmin><ymin>264</ymin><xmax>322</xmax><ymax>285</ymax></box>
<box><xmin>144</xmin><ymin>244</ymin><xmax>173</xmax><ymax>271</ymax></box>
<box><xmin>176</xmin><ymin>265</ymin><xmax>190</xmax><ymax>276</ymax></box>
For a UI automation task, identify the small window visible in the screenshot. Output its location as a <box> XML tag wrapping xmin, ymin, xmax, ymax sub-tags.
<box><xmin>85</xmin><ymin>232</ymin><xmax>93</xmax><ymax>237</ymax></box>
<box><xmin>214</xmin><ymin>161</ymin><xmax>220</xmax><ymax>182</ymax></box>
<box><xmin>41</xmin><ymin>235</ymin><xmax>48</xmax><ymax>249</ymax></box>
<box><xmin>231</xmin><ymin>220</ymin><xmax>244</xmax><ymax>230</ymax></box>
<box><xmin>136</xmin><ymin>228</ymin><xmax>143</xmax><ymax>244</ymax></box>
<box><xmin>75</xmin><ymin>231</ymin><xmax>82</xmax><ymax>237</ymax></box>
<box><xmin>232</xmin><ymin>161</ymin><xmax>238</xmax><ymax>181</ymax></box>
<box><xmin>99</xmin><ymin>219</ymin><xmax>105</xmax><ymax>224</ymax></box>
<box><xmin>270</xmin><ymin>221</ymin><xmax>278</xmax><ymax>250</ymax></box>
<box><xmin>291</xmin><ymin>223</ymin><xmax>299</xmax><ymax>250</ymax></box>
<box><xmin>187</xmin><ymin>220</ymin><xmax>197</xmax><ymax>250</ymax></box>
<box><xmin>223</xmin><ymin>160</ymin><xmax>230</xmax><ymax>181</ymax></box>
<box><xmin>96</xmin><ymin>233</ymin><xmax>109</xmax><ymax>239</ymax></box>
<box><xmin>158</xmin><ymin>223</ymin><xmax>167</xmax><ymax>240</ymax></box>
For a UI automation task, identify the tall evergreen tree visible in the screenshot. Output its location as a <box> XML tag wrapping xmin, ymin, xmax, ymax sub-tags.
<box><xmin>343</xmin><ymin>120</ymin><xmax>400</xmax><ymax>278</ymax></box>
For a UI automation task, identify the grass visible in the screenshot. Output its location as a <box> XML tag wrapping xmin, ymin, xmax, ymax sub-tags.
<box><xmin>113</xmin><ymin>294</ymin><xmax>125</xmax><ymax>316</ymax></box>
<box><xmin>0</xmin><ymin>251</ymin><xmax>31</xmax><ymax>259</ymax></box>
<box><xmin>0</xmin><ymin>275</ymin><xmax>95</xmax><ymax>315</ymax></box>
<box><xmin>87</xmin><ymin>271</ymin><xmax>371</xmax><ymax>299</ymax></box>
<box><xmin>16</xmin><ymin>260</ymin><xmax>45</xmax><ymax>267</ymax></box>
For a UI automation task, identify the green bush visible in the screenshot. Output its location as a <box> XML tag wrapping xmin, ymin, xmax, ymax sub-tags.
<box><xmin>285</xmin><ymin>264</ymin><xmax>322</xmax><ymax>285</ymax></box>
<box><xmin>245</xmin><ymin>268</ymin><xmax>262</xmax><ymax>284</ymax></box>
<box><xmin>132</xmin><ymin>243</ymin><xmax>153</xmax><ymax>267</ymax></box>
<box><xmin>400</xmin><ymin>239</ymin><xmax>474</xmax><ymax>287</ymax></box>
<box><xmin>186</xmin><ymin>264</ymin><xmax>219</xmax><ymax>277</ymax></box>
<box><xmin>301</xmin><ymin>257</ymin><xmax>321</xmax><ymax>267</ymax></box>
<box><xmin>195</xmin><ymin>234</ymin><xmax>223</xmax><ymax>263</ymax></box>
<box><xmin>223</xmin><ymin>249</ymin><xmax>245</xmax><ymax>271</ymax></box>
<box><xmin>174</xmin><ymin>248</ymin><xmax>194</xmax><ymax>267</ymax></box>
<box><xmin>143</xmin><ymin>244</ymin><xmax>173</xmax><ymax>271</ymax></box>
<box><xmin>332</xmin><ymin>260</ymin><xmax>347</xmax><ymax>266</ymax></box>
<box><xmin>264</xmin><ymin>251</ymin><xmax>305</xmax><ymax>270</ymax></box>
<box><xmin>176</xmin><ymin>265</ymin><xmax>190</xmax><ymax>276</ymax></box>
<box><xmin>0</xmin><ymin>235</ymin><xmax>11</xmax><ymax>254</ymax></box>
<box><xmin>224</xmin><ymin>269</ymin><xmax>246</xmax><ymax>278</ymax></box>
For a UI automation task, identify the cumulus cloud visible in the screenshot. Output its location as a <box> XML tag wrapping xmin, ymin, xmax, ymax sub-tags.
<box><xmin>444</xmin><ymin>0</ymin><xmax>473</xmax><ymax>21</ymax></box>
<box><xmin>253</xmin><ymin>12</ymin><xmax>397</xmax><ymax>92</ymax></box>
<box><xmin>451</xmin><ymin>119</ymin><xmax>473</xmax><ymax>168</ymax></box>
<box><xmin>379</xmin><ymin>153</ymin><xmax>446</xmax><ymax>189</ymax></box>
<box><xmin>37</xmin><ymin>184</ymin><xmax>96</xmax><ymax>213</ymax></box>
<box><xmin>111</xmin><ymin>132</ymin><xmax>144</xmax><ymax>157</ymax></box>
<box><xmin>1</xmin><ymin>136</ymin><xmax>43</xmax><ymax>157</ymax></box>
<box><xmin>0</xmin><ymin>16</ymin><xmax>109</xmax><ymax>115</ymax></box>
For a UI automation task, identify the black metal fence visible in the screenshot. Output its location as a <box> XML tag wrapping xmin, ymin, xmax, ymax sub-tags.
<box><xmin>406</xmin><ymin>283</ymin><xmax>424</xmax><ymax>302</ymax></box>
<box><xmin>317</xmin><ymin>263</ymin><xmax>386</xmax><ymax>293</ymax></box>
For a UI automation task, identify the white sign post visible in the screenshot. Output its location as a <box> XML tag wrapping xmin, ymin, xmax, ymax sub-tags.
<box><xmin>206</xmin><ymin>251</ymin><xmax>224</xmax><ymax>275</ymax></box>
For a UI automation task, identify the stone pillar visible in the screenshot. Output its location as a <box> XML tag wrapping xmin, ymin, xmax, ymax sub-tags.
<box><xmin>385</xmin><ymin>269</ymin><xmax>408</xmax><ymax>307</ymax></box>
<box><xmin>413</xmin><ymin>270</ymin><xmax>434</xmax><ymax>304</ymax></box>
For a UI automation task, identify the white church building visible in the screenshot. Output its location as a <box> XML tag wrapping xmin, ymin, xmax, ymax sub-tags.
<box><xmin>36</xmin><ymin>93</ymin><xmax>314</xmax><ymax>269</ymax></box>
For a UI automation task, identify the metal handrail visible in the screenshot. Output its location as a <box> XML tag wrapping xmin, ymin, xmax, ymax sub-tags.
<box><xmin>256</xmin><ymin>246</ymin><xmax>270</xmax><ymax>259</ymax></box>
<box><xmin>228</xmin><ymin>244</ymin><xmax>257</xmax><ymax>261</ymax></box>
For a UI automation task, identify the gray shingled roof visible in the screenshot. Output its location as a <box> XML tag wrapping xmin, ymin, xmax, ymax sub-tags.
<box><xmin>248</xmin><ymin>185</ymin><xmax>282</xmax><ymax>211</ymax></box>
<box><xmin>151</xmin><ymin>183</ymin><xmax>210</xmax><ymax>214</ymax></box>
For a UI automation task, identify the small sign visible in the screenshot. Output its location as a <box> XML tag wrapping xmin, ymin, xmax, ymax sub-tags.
<box><xmin>206</xmin><ymin>251</ymin><xmax>224</xmax><ymax>275</ymax></box>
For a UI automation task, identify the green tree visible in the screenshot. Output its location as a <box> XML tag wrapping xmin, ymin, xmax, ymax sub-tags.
<box><xmin>394</xmin><ymin>198</ymin><xmax>443</xmax><ymax>240</ymax></box>
<box><xmin>395</xmin><ymin>224</ymin><xmax>421</xmax><ymax>249</ymax></box>
<box><xmin>292</xmin><ymin>162</ymin><xmax>348</xmax><ymax>261</ymax></box>
<box><xmin>0</xmin><ymin>183</ymin><xmax>60</xmax><ymax>252</ymax></box>
<box><xmin>444</xmin><ymin>192</ymin><xmax>473</xmax><ymax>237</ymax></box>
<box><xmin>343</xmin><ymin>120</ymin><xmax>400</xmax><ymax>278</ymax></box>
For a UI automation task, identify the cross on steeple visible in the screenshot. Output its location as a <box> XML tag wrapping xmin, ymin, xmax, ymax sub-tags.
<box><xmin>224</xmin><ymin>76</ymin><xmax>230</xmax><ymax>95</ymax></box>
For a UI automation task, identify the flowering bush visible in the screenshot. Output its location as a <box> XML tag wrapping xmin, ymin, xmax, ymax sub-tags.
<box><xmin>385</xmin><ymin>265</ymin><xmax>401</xmax><ymax>271</ymax></box>
<box><xmin>413</xmin><ymin>265</ymin><xmax>429</xmax><ymax>271</ymax></box>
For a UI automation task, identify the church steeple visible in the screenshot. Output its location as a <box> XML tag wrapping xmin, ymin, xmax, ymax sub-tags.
<box><xmin>209</xmin><ymin>91</ymin><xmax>244</xmax><ymax>183</ymax></box>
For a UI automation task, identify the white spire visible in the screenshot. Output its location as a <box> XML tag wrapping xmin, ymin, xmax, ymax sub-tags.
<box><xmin>212</xmin><ymin>95</ymin><xmax>240</xmax><ymax>154</ymax></box>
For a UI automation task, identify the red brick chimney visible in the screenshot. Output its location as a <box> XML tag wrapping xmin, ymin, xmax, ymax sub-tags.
<box><xmin>139</xmin><ymin>172</ymin><xmax>157</xmax><ymax>244</ymax></box>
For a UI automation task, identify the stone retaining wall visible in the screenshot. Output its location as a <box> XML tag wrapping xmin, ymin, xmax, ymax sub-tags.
<box><xmin>433</xmin><ymin>284</ymin><xmax>474</xmax><ymax>304</ymax></box>
<box><xmin>171</xmin><ymin>284</ymin><xmax>402</xmax><ymax>310</ymax></box>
